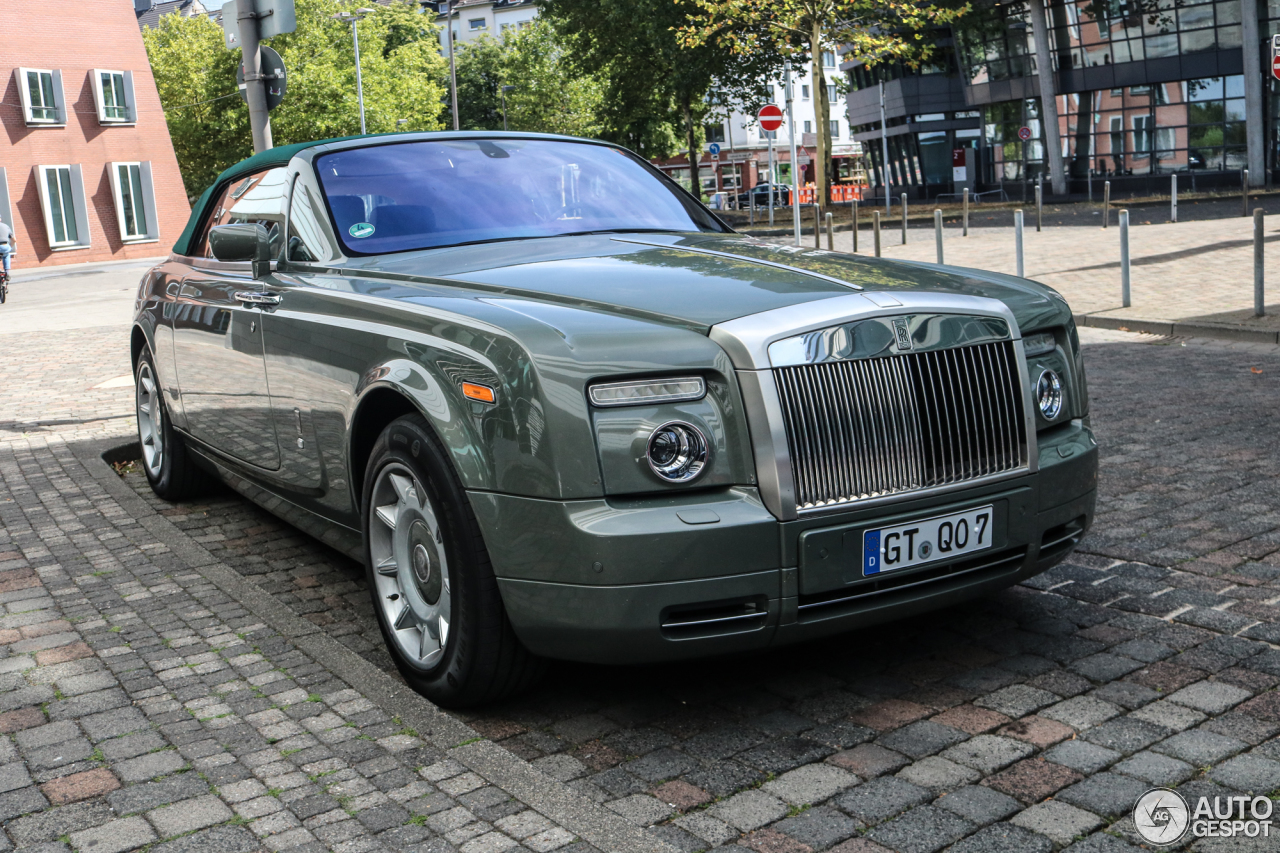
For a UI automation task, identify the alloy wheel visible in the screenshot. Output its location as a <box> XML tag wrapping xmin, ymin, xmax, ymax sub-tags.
<box><xmin>369</xmin><ymin>463</ymin><xmax>451</xmax><ymax>668</ymax></box>
<box><xmin>136</xmin><ymin>360</ymin><xmax>164</xmax><ymax>478</ymax></box>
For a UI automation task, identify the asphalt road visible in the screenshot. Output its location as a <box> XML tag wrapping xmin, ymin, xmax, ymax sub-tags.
<box><xmin>0</xmin><ymin>259</ymin><xmax>160</xmax><ymax>334</ymax></box>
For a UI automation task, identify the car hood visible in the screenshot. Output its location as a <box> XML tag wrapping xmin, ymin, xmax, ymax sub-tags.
<box><xmin>347</xmin><ymin>232</ymin><xmax>1069</xmax><ymax>334</ymax></box>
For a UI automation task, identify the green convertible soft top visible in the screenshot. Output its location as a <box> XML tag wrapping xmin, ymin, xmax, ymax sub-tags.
<box><xmin>170</xmin><ymin>134</ymin><xmax>374</xmax><ymax>257</ymax></box>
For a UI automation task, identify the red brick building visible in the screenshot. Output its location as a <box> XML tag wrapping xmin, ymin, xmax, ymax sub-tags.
<box><xmin>1</xmin><ymin>1</ymin><xmax>190</xmax><ymax>269</ymax></box>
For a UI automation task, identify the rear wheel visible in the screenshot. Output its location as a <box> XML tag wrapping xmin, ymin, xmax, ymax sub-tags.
<box><xmin>135</xmin><ymin>347</ymin><xmax>211</xmax><ymax>500</ymax></box>
<box><xmin>362</xmin><ymin>414</ymin><xmax>542</xmax><ymax>707</ymax></box>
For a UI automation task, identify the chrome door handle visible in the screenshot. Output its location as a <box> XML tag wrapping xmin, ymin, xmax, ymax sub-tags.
<box><xmin>234</xmin><ymin>291</ymin><xmax>282</xmax><ymax>307</ymax></box>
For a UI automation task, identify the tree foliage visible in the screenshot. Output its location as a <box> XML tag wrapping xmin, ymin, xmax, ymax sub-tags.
<box><xmin>679</xmin><ymin>0</ymin><xmax>969</xmax><ymax>203</ymax></box>
<box><xmin>144</xmin><ymin>0</ymin><xmax>447</xmax><ymax>197</ymax></box>
<box><xmin>542</xmin><ymin>0</ymin><xmax>784</xmax><ymax>194</ymax></box>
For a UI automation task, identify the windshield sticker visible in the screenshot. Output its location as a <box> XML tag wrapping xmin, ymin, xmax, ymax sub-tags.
<box><xmin>349</xmin><ymin>222</ymin><xmax>375</xmax><ymax>239</ymax></box>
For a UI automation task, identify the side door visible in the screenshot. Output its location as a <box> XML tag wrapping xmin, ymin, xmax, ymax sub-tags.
<box><xmin>171</xmin><ymin>168</ymin><xmax>290</xmax><ymax>471</ymax></box>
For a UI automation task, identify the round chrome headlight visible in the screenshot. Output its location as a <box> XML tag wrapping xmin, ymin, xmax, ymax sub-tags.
<box><xmin>1036</xmin><ymin>369</ymin><xmax>1064</xmax><ymax>420</ymax></box>
<box><xmin>647</xmin><ymin>422</ymin><xmax>709</xmax><ymax>483</ymax></box>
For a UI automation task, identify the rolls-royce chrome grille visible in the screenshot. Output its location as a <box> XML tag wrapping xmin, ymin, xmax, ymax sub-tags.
<box><xmin>774</xmin><ymin>340</ymin><xmax>1027</xmax><ymax>510</ymax></box>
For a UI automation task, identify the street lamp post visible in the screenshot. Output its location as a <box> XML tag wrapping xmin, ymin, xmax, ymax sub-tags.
<box><xmin>334</xmin><ymin>7</ymin><xmax>377</xmax><ymax>135</ymax></box>
<box><xmin>501</xmin><ymin>85</ymin><xmax>515</xmax><ymax>131</ymax></box>
<box><xmin>447</xmin><ymin>0</ymin><xmax>459</xmax><ymax>130</ymax></box>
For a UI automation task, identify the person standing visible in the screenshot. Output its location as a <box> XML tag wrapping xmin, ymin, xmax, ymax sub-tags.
<box><xmin>0</xmin><ymin>219</ymin><xmax>13</xmax><ymax>277</ymax></box>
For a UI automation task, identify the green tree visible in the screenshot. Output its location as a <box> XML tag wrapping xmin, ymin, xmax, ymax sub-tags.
<box><xmin>144</xmin><ymin>0</ymin><xmax>448</xmax><ymax>197</ymax></box>
<box><xmin>543</xmin><ymin>0</ymin><xmax>782</xmax><ymax>197</ymax></box>
<box><xmin>679</xmin><ymin>0</ymin><xmax>968</xmax><ymax>205</ymax></box>
<box><xmin>451</xmin><ymin>20</ymin><xmax>605</xmax><ymax>137</ymax></box>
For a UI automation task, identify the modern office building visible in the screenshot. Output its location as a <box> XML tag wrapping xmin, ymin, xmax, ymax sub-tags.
<box><xmin>843</xmin><ymin>0</ymin><xmax>1272</xmax><ymax>200</ymax></box>
<box><xmin>1</xmin><ymin>1</ymin><xmax>190</xmax><ymax>269</ymax></box>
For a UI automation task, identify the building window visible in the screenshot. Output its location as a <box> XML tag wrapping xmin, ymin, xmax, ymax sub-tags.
<box><xmin>469</xmin><ymin>18</ymin><xmax>485</xmax><ymax>29</ymax></box>
<box><xmin>804</xmin><ymin>120</ymin><xmax>812</xmax><ymax>133</ymax></box>
<box><xmin>823</xmin><ymin>51</ymin><xmax>836</xmax><ymax>67</ymax></box>
<box><xmin>17</xmin><ymin>68</ymin><xmax>65</xmax><ymax>125</ymax></box>
<box><xmin>110</xmin><ymin>162</ymin><xmax>158</xmax><ymax>242</ymax></box>
<box><xmin>827</xmin><ymin>84</ymin><xmax>838</xmax><ymax>103</ymax></box>
<box><xmin>704</xmin><ymin>123</ymin><xmax>726</xmax><ymax>144</ymax></box>
<box><xmin>518</xmin><ymin>19</ymin><xmax>531</xmax><ymax>28</ymax></box>
<box><xmin>830</xmin><ymin>120</ymin><xmax>840</xmax><ymax>138</ymax></box>
<box><xmin>93</xmin><ymin>70</ymin><xmax>135</xmax><ymax>124</ymax></box>
<box><xmin>36</xmin><ymin>165</ymin><xmax>89</xmax><ymax>249</ymax></box>
<box><xmin>801</xmin><ymin>85</ymin><xmax>810</xmax><ymax>100</ymax></box>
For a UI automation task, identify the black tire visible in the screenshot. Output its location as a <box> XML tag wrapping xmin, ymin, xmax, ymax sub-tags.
<box><xmin>135</xmin><ymin>347</ymin><xmax>211</xmax><ymax>500</ymax></box>
<box><xmin>362</xmin><ymin>414</ymin><xmax>543</xmax><ymax>707</ymax></box>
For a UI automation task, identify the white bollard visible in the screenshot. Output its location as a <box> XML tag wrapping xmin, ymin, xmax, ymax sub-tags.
<box><xmin>935</xmin><ymin>209</ymin><xmax>944</xmax><ymax>264</ymax></box>
<box><xmin>1120</xmin><ymin>209</ymin><xmax>1130</xmax><ymax>308</ymax></box>
<box><xmin>852</xmin><ymin>199</ymin><xmax>859</xmax><ymax>253</ymax></box>
<box><xmin>1015</xmin><ymin>209</ymin><xmax>1024</xmax><ymax>278</ymax></box>
<box><xmin>963</xmin><ymin>188</ymin><xmax>969</xmax><ymax>237</ymax></box>
<box><xmin>1171</xmin><ymin>173</ymin><xmax>1177</xmax><ymax>224</ymax></box>
<box><xmin>901</xmin><ymin>194</ymin><xmax>908</xmax><ymax>245</ymax></box>
<box><xmin>1256</xmin><ymin>208</ymin><xmax>1265</xmax><ymax>317</ymax></box>
<box><xmin>874</xmin><ymin>211</ymin><xmax>882</xmax><ymax>257</ymax></box>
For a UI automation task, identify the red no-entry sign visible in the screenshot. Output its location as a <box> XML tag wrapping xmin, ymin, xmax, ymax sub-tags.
<box><xmin>757</xmin><ymin>104</ymin><xmax>784</xmax><ymax>133</ymax></box>
<box><xmin>1272</xmin><ymin>54</ymin><xmax>1280</xmax><ymax>82</ymax></box>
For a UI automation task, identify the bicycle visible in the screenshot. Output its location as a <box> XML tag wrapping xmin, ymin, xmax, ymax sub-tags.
<box><xmin>0</xmin><ymin>268</ymin><xmax>7</xmax><ymax>305</ymax></box>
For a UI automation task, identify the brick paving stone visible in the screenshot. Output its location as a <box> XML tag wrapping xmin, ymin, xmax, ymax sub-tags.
<box><xmin>851</xmin><ymin>701</ymin><xmax>933</xmax><ymax>733</ymax></box>
<box><xmin>876</xmin><ymin>721</ymin><xmax>969</xmax><ymax>760</ymax></box>
<box><xmin>708</xmin><ymin>789</ymin><xmax>787</xmax><ymax>832</ymax></box>
<box><xmin>650</xmin><ymin>780</ymin><xmax>711</xmax><ymax>811</ymax></box>
<box><xmin>981</xmin><ymin>759</ymin><xmax>1083</xmax><ymax>804</ymax></box>
<box><xmin>834</xmin><ymin>777</ymin><xmax>931</xmax><ymax>825</ymax></box>
<box><xmin>827</xmin><ymin>744</ymin><xmax>908</xmax><ymax>778</ymax></box>
<box><xmin>762</xmin><ymin>764</ymin><xmax>858</xmax><ymax>806</ymax></box>
<box><xmin>68</xmin><ymin>815</ymin><xmax>156</xmax><ymax>853</ymax></box>
<box><xmin>933</xmin><ymin>785</ymin><xmax>1020</xmax><ymax>825</ymax></box>
<box><xmin>894</xmin><ymin>756</ymin><xmax>981</xmax><ymax>792</ymax></box>
<box><xmin>975</xmin><ymin>686</ymin><xmax>1060</xmax><ymax>719</ymax></box>
<box><xmin>1041</xmin><ymin>740</ymin><xmax>1122</xmax><ymax>775</ymax></box>
<box><xmin>939</xmin><ymin>735</ymin><xmax>1036</xmax><ymax>775</ymax></box>
<box><xmin>1207</xmin><ymin>754</ymin><xmax>1280</xmax><ymax>793</ymax></box>
<box><xmin>930</xmin><ymin>706</ymin><xmax>1011</xmax><ymax>736</ymax></box>
<box><xmin>941</xmin><ymin>822</ymin><xmax>1053</xmax><ymax>853</ymax></box>
<box><xmin>1061</xmin><ymin>834</ymin><xmax>1145</xmax><ymax>853</ymax></box>
<box><xmin>1055</xmin><ymin>773</ymin><xmax>1151</xmax><ymax>818</ymax></box>
<box><xmin>41</xmin><ymin>768</ymin><xmax>120</xmax><ymax>805</ymax></box>
<box><xmin>773</xmin><ymin>805</ymin><xmax>860</xmax><ymax>850</ymax></box>
<box><xmin>1166</xmin><ymin>681</ymin><xmax>1254</xmax><ymax>715</ymax></box>
<box><xmin>1040</xmin><ymin>696</ymin><xmax>1123</xmax><ymax>730</ymax></box>
<box><xmin>1128</xmin><ymin>699</ymin><xmax>1208</xmax><ymax>732</ymax></box>
<box><xmin>994</xmin><ymin>715</ymin><xmax>1075</xmax><ymax>749</ymax></box>
<box><xmin>739</xmin><ymin>826</ymin><xmax>811</xmax><ymax>853</ymax></box>
<box><xmin>1010</xmin><ymin>800</ymin><xmax>1104</xmax><ymax>846</ymax></box>
<box><xmin>1152</xmin><ymin>729</ymin><xmax>1248</xmax><ymax>766</ymax></box>
<box><xmin>1110</xmin><ymin>751</ymin><xmax>1196</xmax><ymax>786</ymax></box>
<box><xmin>865</xmin><ymin>804</ymin><xmax>974</xmax><ymax>853</ymax></box>
<box><xmin>1081</xmin><ymin>717</ymin><xmax>1172</xmax><ymax>754</ymax></box>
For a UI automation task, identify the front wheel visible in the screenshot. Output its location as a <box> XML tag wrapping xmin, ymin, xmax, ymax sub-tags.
<box><xmin>362</xmin><ymin>414</ymin><xmax>542</xmax><ymax>707</ymax></box>
<box><xmin>135</xmin><ymin>347</ymin><xmax>210</xmax><ymax>500</ymax></box>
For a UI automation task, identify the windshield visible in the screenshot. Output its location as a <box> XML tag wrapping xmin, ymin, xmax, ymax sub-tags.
<box><xmin>313</xmin><ymin>138</ymin><xmax>728</xmax><ymax>255</ymax></box>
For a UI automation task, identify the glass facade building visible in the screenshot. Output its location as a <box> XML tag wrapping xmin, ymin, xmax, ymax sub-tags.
<box><xmin>844</xmin><ymin>0</ymin><xmax>1273</xmax><ymax>199</ymax></box>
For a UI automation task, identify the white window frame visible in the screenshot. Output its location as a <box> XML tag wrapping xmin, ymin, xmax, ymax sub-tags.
<box><xmin>35</xmin><ymin>165</ymin><xmax>91</xmax><ymax>251</ymax></box>
<box><xmin>469</xmin><ymin>17</ymin><xmax>486</xmax><ymax>29</ymax></box>
<box><xmin>0</xmin><ymin>168</ymin><xmax>12</xmax><ymax>239</ymax></box>
<box><xmin>92</xmin><ymin>69</ymin><xmax>137</xmax><ymax>125</ymax></box>
<box><xmin>109</xmin><ymin>161</ymin><xmax>159</xmax><ymax>243</ymax></box>
<box><xmin>16</xmin><ymin>68</ymin><xmax>66</xmax><ymax>126</ymax></box>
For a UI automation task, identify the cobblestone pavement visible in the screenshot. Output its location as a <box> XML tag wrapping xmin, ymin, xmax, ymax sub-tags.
<box><xmin>95</xmin><ymin>330</ymin><xmax>1280</xmax><ymax>853</ymax></box>
<box><xmin>8</xmin><ymin>271</ymin><xmax>1280</xmax><ymax>852</ymax></box>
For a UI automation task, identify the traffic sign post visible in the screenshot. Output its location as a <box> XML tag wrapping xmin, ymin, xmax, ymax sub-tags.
<box><xmin>708</xmin><ymin>142</ymin><xmax>720</xmax><ymax>162</ymax></box>
<box><xmin>1017</xmin><ymin>126</ymin><xmax>1033</xmax><ymax>141</ymax></box>
<box><xmin>237</xmin><ymin>45</ymin><xmax>287</xmax><ymax>110</ymax></box>
<box><xmin>758</xmin><ymin>105</ymin><xmax>783</xmax><ymax>226</ymax></box>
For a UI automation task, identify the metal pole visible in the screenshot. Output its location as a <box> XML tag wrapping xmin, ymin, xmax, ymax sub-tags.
<box><xmin>814</xmin><ymin>204</ymin><xmax>821</xmax><ymax>248</ymax></box>
<box><xmin>935</xmin><ymin>209</ymin><xmax>944</xmax><ymax>264</ymax></box>
<box><xmin>749</xmin><ymin>181</ymin><xmax>755</xmax><ymax>225</ymax></box>
<box><xmin>1171</xmin><ymin>173</ymin><xmax>1177</xmax><ymax>223</ymax></box>
<box><xmin>1243</xmin><ymin>169</ymin><xmax>1249</xmax><ymax>217</ymax></box>
<box><xmin>963</xmin><ymin>188</ymin><xmax>969</xmax><ymax>237</ymax></box>
<box><xmin>1256</xmin><ymin>207</ymin><xmax>1266</xmax><ymax>316</ymax></box>
<box><xmin>501</xmin><ymin>89</ymin><xmax>507</xmax><ymax>132</ymax></box>
<box><xmin>1243</xmin><ymin>0</ymin><xmax>1264</xmax><ymax>186</ymax></box>
<box><xmin>1120</xmin><ymin>209</ymin><xmax>1130</xmax><ymax>307</ymax></box>
<box><xmin>1035</xmin><ymin>183</ymin><xmax>1042</xmax><ymax>232</ymax></box>
<box><xmin>826</xmin><ymin>212</ymin><xmax>834</xmax><ymax>251</ymax></box>
<box><xmin>352</xmin><ymin>18</ymin><xmax>366</xmax><ymax>135</ymax></box>
<box><xmin>1103</xmin><ymin>180</ymin><xmax>1110</xmax><ymax>229</ymax></box>
<box><xmin>852</xmin><ymin>198</ymin><xmax>858</xmax><ymax>253</ymax></box>
<box><xmin>880</xmin><ymin>81</ymin><xmax>891</xmax><ymax>214</ymax></box>
<box><xmin>784</xmin><ymin>60</ymin><xmax>802</xmax><ymax>247</ymax></box>
<box><xmin>768</xmin><ymin>137</ymin><xmax>775</xmax><ymax>226</ymax></box>
<box><xmin>1088</xmin><ymin>170</ymin><xmax>1093</xmax><ymax>203</ymax></box>
<box><xmin>873</xmin><ymin>211</ymin><xmax>882</xmax><ymax>257</ymax></box>
<box><xmin>1015</xmin><ymin>209</ymin><xmax>1024</xmax><ymax>278</ymax></box>
<box><xmin>447</xmin><ymin>0</ymin><xmax>459</xmax><ymax>131</ymax></box>
<box><xmin>236</xmin><ymin>0</ymin><xmax>272</xmax><ymax>152</ymax></box>
<box><xmin>900</xmin><ymin>193</ymin><xmax>907</xmax><ymax>245</ymax></box>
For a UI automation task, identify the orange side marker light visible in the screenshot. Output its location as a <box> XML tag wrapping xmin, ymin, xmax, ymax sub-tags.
<box><xmin>462</xmin><ymin>382</ymin><xmax>496</xmax><ymax>403</ymax></box>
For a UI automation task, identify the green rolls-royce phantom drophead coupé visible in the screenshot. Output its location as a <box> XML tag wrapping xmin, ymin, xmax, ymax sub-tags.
<box><xmin>131</xmin><ymin>133</ymin><xmax>1096</xmax><ymax>706</ymax></box>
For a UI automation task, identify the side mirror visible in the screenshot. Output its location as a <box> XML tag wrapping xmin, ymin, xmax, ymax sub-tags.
<box><xmin>208</xmin><ymin>223</ymin><xmax>273</xmax><ymax>278</ymax></box>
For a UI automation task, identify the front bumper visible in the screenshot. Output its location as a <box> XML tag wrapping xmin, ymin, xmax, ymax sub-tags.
<box><xmin>476</xmin><ymin>420</ymin><xmax>1098</xmax><ymax>664</ymax></box>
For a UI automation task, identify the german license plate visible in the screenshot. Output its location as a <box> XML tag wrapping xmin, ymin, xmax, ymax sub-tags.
<box><xmin>863</xmin><ymin>505</ymin><xmax>994</xmax><ymax>576</ymax></box>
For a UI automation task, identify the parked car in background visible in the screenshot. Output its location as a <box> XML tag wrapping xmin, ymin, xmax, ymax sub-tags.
<box><xmin>736</xmin><ymin>182</ymin><xmax>792</xmax><ymax>207</ymax></box>
<box><xmin>131</xmin><ymin>132</ymin><xmax>1096</xmax><ymax>707</ymax></box>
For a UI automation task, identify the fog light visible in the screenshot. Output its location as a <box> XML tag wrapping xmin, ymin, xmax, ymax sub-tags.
<box><xmin>647</xmin><ymin>422</ymin><xmax>708</xmax><ymax>483</ymax></box>
<box><xmin>1037</xmin><ymin>369</ymin><xmax>1063</xmax><ymax>420</ymax></box>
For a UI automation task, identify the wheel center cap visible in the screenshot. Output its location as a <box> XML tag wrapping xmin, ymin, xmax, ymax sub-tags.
<box><xmin>412</xmin><ymin>543</ymin><xmax>431</xmax><ymax>585</ymax></box>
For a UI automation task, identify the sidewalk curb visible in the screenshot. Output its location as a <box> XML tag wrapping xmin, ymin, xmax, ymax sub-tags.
<box><xmin>75</xmin><ymin>438</ymin><xmax>677</xmax><ymax>853</ymax></box>
<box><xmin>1073</xmin><ymin>313</ymin><xmax>1280</xmax><ymax>345</ymax></box>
